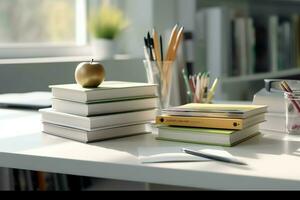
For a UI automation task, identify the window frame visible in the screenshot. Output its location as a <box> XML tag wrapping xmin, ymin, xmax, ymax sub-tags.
<box><xmin>0</xmin><ymin>0</ymin><xmax>90</xmax><ymax>59</ymax></box>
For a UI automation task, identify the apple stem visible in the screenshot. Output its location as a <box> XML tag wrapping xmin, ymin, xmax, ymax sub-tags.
<box><xmin>91</xmin><ymin>59</ymin><xmax>94</xmax><ymax>64</ymax></box>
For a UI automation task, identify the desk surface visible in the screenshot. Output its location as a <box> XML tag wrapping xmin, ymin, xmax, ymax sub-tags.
<box><xmin>1</xmin><ymin>108</ymin><xmax>300</xmax><ymax>190</ymax></box>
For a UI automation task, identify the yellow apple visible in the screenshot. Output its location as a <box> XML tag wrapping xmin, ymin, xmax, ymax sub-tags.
<box><xmin>75</xmin><ymin>60</ymin><xmax>105</xmax><ymax>88</ymax></box>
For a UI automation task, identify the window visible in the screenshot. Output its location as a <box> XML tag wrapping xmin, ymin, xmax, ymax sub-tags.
<box><xmin>0</xmin><ymin>0</ymin><xmax>87</xmax><ymax>58</ymax></box>
<box><xmin>0</xmin><ymin>0</ymin><xmax>151</xmax><ymax>59</ymax></box>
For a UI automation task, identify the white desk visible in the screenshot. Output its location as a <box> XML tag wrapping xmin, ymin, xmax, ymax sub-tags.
<box><xmin>1</xmin><ymin>108</ymin><xmax>300</xmax><ymax>190</ymax></box>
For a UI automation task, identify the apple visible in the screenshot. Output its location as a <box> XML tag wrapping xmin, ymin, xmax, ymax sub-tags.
<box><xmin>75</xmin><ymin>59</ymin><xmax>105</xmax><ymax>88</ymax></box>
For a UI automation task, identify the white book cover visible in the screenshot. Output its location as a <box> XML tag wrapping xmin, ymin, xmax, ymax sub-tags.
<box><xmin>52</xmin><ymin>97</ymin><xmax>157</xmax><ymax>117</ymax></box>
<box><xmin>50</xmin><ymin>81</ymin><xmax>157</xmax><ymax>103</ymax></box>
<box><xmin>42</xmin><ymin>123</ymin><xmax>149</xmax><ymax>143</ymax></box>
<box><xmin>40</xmin><ymin>108</ymin><xmax>156</xmax><ymax>131</ymax></box>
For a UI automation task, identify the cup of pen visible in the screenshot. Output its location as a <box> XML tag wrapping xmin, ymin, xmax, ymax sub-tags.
<box><xmin>284</xmin><ymin>91</ymin><xmax>300</xmax><ymax>134</ymax></box>
<box><xmin>143</xmin><ymin>60</ymin><xmax>174</xmax><ymax>112</ymax></box>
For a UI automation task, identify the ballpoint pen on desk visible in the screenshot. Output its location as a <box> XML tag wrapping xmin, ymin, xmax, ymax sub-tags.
<box><xmin>182</xmin><ymin>148</ymin><xmax>247</xmax><ymax>165</ymax></box>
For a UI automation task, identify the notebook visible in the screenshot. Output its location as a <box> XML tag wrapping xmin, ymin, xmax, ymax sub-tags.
<box><xmin>156</xmin><ymin>124</ymin><xmax>260</xmax><ymax>147</ymax></box>
<box><xmin>162</xmin><ymin>103</ymin><xmax>267</xmax><ymax>119</ymax></box>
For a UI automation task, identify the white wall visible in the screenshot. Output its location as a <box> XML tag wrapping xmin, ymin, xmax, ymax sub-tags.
<box><xmin>0</xmin><ymin>58</ymin><xmax>147</xmax><ymax>94</ymax></box>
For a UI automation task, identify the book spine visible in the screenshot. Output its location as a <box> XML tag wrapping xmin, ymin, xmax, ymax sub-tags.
<box><xmin>156</xmin><ymin>116</ymin><xmax>243</xmax><ymax>130</ymax></box>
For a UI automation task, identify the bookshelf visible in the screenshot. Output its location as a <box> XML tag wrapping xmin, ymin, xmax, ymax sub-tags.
<box><xmin>192</xmin><ymin>0</ymin><xmax>300</xmax><ymax>100</ymax></box>
<box><xmin>221</xmin><ymin>68</ymin><xmax>300</xmax><ymax>83</ymax></box>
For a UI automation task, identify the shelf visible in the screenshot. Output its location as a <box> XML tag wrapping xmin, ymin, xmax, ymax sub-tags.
<box><xmin>221</xmin><ymin>68</ymin><xmax>300</xmax><ymax>83</ymax></box>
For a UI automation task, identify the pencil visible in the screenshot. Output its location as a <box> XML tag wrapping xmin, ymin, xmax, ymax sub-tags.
<box><xmin>207</xmin><ymin>78</ymin><xmax>218</xmax><ymax>103</ymax></box>
<box><xmin>280</xmin><ymin>81</ymin><xmax>300</xmax><ymax>113</ymax></box>
<box><xmin>172</xmin><ymin>26</ymin><xmax>184</xmax><ymax>60</ymax></box>
<box><xmin>195</xmin><ymin>73</ymin><xmax>201</xmax><ymax>103</ymax></box>
<box><xmin>182</xmin><ymin>69</ymin><xmax>192</xmax><ymax>103</ymax></box>
<box><xmin>204</xmin><ymin>73</ymin><xmax>210</xmax><ymax>102</ymax></box>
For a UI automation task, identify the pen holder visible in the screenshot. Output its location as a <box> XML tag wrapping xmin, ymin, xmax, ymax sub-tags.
<box><xmin>284</xmin><ymin>91</ymin><xmax>300</xmax><ymax>134</ymax></box>
<box><xmin>143</xmin><ymin>60</ymin><xmax>174</xmax><ymax>112</ymax></box>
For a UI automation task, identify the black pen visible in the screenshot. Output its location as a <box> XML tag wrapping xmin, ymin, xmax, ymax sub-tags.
<box><xmin>182</xmin><ymin>148</ymin><xmax>247</xmax><ymax>165</ymax></box>
<box><xmin>160</xmin><ymin>35</ymin><xmax>164</xmax><ymax>62</ymax></box>
<box><xmin>147</xmin><ymin>32</ymin><xmax>154</xmax><ymax>61</ymax></box>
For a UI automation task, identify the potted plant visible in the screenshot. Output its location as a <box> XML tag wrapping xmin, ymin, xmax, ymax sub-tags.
<box><xmin>89</xmin><ymin>2</ymin><xmax>129</xmax><ymax>59</ymax></box>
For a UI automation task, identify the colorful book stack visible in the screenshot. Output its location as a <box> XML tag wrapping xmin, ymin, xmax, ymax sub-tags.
<box><xmin>40</xmin><ymin>81</ymin><xmax>158</xmax><ymax>143</ymax></box>
<box><xmin>155</xmin><ymin>103</ymin><xmax>268</xmax><ymax>147</ymax></box>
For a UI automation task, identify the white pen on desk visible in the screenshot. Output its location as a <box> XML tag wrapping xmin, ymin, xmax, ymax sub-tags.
<box><xmin>182</xmin><ymin>148</ymin><xmax>247</xmax><ymax>165</ymax></box>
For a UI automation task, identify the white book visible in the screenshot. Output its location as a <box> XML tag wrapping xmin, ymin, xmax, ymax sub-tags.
<box><xmin>234</xmin><ymin>18</ymin><xmax>248</xmax><ymax>76</ymax></box>
<box><xmin>246</xmin><ymin>18</ymin><xmax>256</xmax><ymax>74</ymax></box>
<box><xmin>42</xmin><ymin>122</ymin><xmax>148</xmax><ymax>143</ymax></box>
<box><xmin>40</xmin><ymin>108</ymin><xmax>156</xmax><ymax>131</ymax></box>
<box><xmin>52</xmin><ymin>97</ymin><xmax>157</xmax><ymax>117</ymax></box>
<box><xmin>50</xmin><ymin>81</ymin><xmax>157</xmax><ymax>103</ymax></box>
<box><xmin>268</xmin><ymin>15</ymin><xmax>279</xmax><ymax>72</ymax></box>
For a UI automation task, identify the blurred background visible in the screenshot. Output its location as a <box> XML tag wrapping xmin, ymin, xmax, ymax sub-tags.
<box><xmin>1</xmin><ymin>0</ymin><xmax>300</xmax><ymax>190</ymax></box>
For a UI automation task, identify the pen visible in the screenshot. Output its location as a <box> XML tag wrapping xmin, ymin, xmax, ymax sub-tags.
<box><xmin>160</xmin><ymin>35</ymin><xmax>164</xmax><ymax>62</ymax></box>
<box><xmin>147</xmin><ymin>32</ymin><xmax>154</xmax><ymax>61</ymax></box>
<box><xmin>182</xmin><ymin>148</ymin><xmax>247</xmax><ymax>165</ymax></box>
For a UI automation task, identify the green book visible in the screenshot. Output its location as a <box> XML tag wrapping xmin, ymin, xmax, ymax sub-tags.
<box><xmin>156</xmin><ymin>125</ymin><xmax>260</xmax><ymax>147</ymax></box>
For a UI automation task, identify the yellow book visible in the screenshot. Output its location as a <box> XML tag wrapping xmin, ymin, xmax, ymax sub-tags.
<box><xmin>162</xmin><ymin>103</ymin><xmax>268</xmax><ymax>119</ymax></box>
<box><xmin>156</xmin><ymin>114</ymin><xmax>265</xmax><ymax>130</ymax></box>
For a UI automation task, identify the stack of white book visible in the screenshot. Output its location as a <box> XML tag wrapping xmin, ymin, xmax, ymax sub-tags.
<box><xmin>40</xmin><ymin>81</ymin><xmax>158</xmax><ymax>143</ymax></box>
